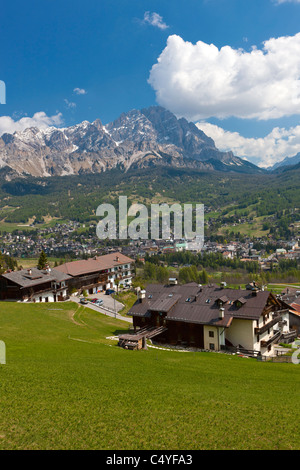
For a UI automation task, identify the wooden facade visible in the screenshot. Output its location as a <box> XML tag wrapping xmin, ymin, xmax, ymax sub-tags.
<box><xmin>128</xmin><ymin>282</ymin><xmax>298</xmax><ymax>356</ymax></box>
<box><xmin>0</xmin><ymin>267</ymin><xmax>70</xmax><ymax>303</ymax></box>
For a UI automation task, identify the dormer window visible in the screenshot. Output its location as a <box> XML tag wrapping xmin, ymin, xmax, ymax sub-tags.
<box><xmin>216</xmin><ymin>295</ymin><xmax>228</xmax><ymax>307</ymax></box>
<box><xmin>234</xmin><ymin>297</ymin><xmax>247</xmax><ymax>308</ymax></box>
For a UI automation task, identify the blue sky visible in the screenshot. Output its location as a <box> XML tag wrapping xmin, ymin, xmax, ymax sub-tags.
<box><xmin>1</xmin><ymin>0</ymin><xmax>300</xmax><ymax>167</ymax></box>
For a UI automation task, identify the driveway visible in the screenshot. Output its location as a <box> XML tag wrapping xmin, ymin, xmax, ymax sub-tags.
<box><xmin>88</xmin><ymin>292</ymin><xmax>124</xmax><ymax>312</ymax></box>
<box><xmin>71</xmin><ymin>294</ymin><xmax>132</xmax><ymax>323</ymax></box>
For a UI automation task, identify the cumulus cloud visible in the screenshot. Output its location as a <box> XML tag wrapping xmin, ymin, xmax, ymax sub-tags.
<box><xmin>196</xmin><ymin>121</ymin><xmax>300</xmax><ymax>168</ymax></box>
<box><xmin>273</xmin><ymin>0</ymin><xmax>300</xmax><ymax>4</ymax></box>
<box><xmin>73</xmin><ymin>87</ymin><xmax>87</xmax><ymax>95</ymax></box>
<box><xmin>148</xmin><ymin>33</ymin><xmax>300</xmax><ymax>121</ymax></box>
<box><xmin>64</xmin><ymin>99</ymin><xmax>76</xmax><ymax>109</ymax></box>
<box><xmin>143</xmin><ymin>12</ymin><xmax>169</xmax><ymax>30</ymax></box>
<box><xmin>0</xmin><ymin>112</ymin><xmax>63</xmax><ymax>137</ymax></box>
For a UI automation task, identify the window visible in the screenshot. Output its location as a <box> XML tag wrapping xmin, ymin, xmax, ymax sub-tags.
<box><xmin>209</xmin><ymin>343</ymin><xmax>215</xmax><ymax>350</ymax></box>
<box><xmin>209</xmin><ymin>331</ymin><xmax>214</xmax><ymax>338</ymax></box>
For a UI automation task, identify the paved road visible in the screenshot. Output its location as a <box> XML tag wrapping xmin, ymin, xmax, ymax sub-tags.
<box><xmin>71</xmin><ymin>295</ymin><xmax>133</xmax><ymax>323</ymax></box>
<box><xmin>86</xmin><ymin>292</ymin><xmax>124</xmax><ymax>312</ymax></box>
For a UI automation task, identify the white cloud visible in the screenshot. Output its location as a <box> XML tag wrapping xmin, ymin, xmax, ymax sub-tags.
<box><xmin>64</xmin><ymin>99</ymin><xmax>76</xmax><ymax>109</ymax></box>
<box><xmin>148</xmin><ymin>33</ymin><xmax>300</xmax><ymax>121</ymax></box>
<box><xmin>273</xmin><ymin>0</ymin><xmax>300</xmax><ymax>4</ymax></box>
<box><xmin>73</xmin><ymin>87</ymin><xmax>87</xmax><ymax>95</ymax></box>
<box><xmin>196</xmin><ymin>121</ymin><xmax>300</xmax><ymax>168</ymax></box>
<box><xmin>0</xmin><ymin>112</ymin><xmax>63</xmax><ymax>137</ymax></box>
<box><xmin>143</xmin><ymin>12</ymin><xmax>169</xmax><ymax>30</ymax></box>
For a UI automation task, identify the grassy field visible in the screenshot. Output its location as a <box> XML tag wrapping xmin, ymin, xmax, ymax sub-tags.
<box><xmin>113</xmin><ymin>291</ymin><xmax>138</xmax><ymax>317</ymax></box>
<box><xmin>267</xmin><ymin>283</ymin><xmax>300</xmax><ymax>294</ymax></box>
<box><xmin>0</xmin><ymin>301</ymin><xmax>299</xmax><ymax>450</ymax></box>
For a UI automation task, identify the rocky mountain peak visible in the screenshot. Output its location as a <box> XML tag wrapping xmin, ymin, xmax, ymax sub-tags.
<box><xmin>0</xmin><ymin>106</ymin><xmax>262</xmax><ymax>177</ymax></box>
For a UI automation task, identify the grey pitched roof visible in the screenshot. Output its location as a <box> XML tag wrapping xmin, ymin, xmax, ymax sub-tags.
<box><xmin>1</xmin><ymin>267</ymin><xmax>71</xmax><ymax>289</ymax></box>
<box><xmin>129</xmin><ymin>283</ymin><xmax>275</xmax><ymax>326</ymax></box>
<box><xmin>149</xmin><ymin>294</ymin><xmax>181</xmax><ymax>313</ymax></box>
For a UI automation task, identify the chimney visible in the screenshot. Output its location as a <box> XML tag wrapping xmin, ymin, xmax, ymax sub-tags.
<box><xmin>115</xmin><ymin>255</ymin><xmax>120</xmax><ymax>262</ymax></box>
<box><xmin>219</xmin><ymin>307</ymin><xmax>225</xmax><ymax>319</ymax></box>
<box><xmin>139</xmin><ymin>289</ymin><xmax>146</xmax><ymax>303</ymax></box>
<box><xmin>28</xmin><ymin>269</ymin><xmax>32</xmax><ymax>276</ymax></box>
<box><xmin>43</xmin><ymin>264</ymin><xmax>51</xmax><ymax>274</ymax></box>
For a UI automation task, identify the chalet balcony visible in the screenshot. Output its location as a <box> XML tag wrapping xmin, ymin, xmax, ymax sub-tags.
<box><xmin>280</xmin><ymin>330</ymin><xmax>298</xmax><ymax>343</ymax></box>
<box><xmin>254</xmin><ymin>315</ymin><xmax>282</xmax><ymax>336</ymax></box>
<box><xmin>71</xmin><ymin>273</ymin><xmax>108</xmax><ymax>288</ymax></box>
<box><xmin>260</xmin><ymin>330</ymin><xmax>281</xmax><ymax>348</ymax></box>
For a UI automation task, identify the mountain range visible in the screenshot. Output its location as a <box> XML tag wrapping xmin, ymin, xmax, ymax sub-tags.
<box><xmin>269</xmin><ymin>152</ymin><xmax>300</xmax><ymax>172</ymax></box>
<box><xmin>0</xmin><ymin>106</ymin><xmax>264</xmax><ymax>178</ymax></box>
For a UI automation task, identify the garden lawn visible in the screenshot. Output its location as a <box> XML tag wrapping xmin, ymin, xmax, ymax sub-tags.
<box><xmin>0</xmin><ymin>301</ymin><xmax>299</xmax><ymax>450</ymax></box>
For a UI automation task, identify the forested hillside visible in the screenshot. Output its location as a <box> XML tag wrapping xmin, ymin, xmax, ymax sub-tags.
<box><xmin>0</xmin><ymin>165</ymin><xmax>299</xmax><ymax>238</ymax></box>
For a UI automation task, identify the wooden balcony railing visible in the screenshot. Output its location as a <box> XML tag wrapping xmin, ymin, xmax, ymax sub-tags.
<box><xmin>221</xmin><ymin>345</ymin><xmax>261</xmax><ymax>358</ymax></box>
<box><xmin>261</xmin><ymin>330</ymin><xmax>281</xmax><ymax>348</ymax></box>
<box><xmin>280</xmin><ymin>330</ymin><xmax>297</xmax><ymax>342</ymax></box>
<box><xmin>255</xmin><ymin>315</ymin><xmax>282</xmax><ymax>335</ymax></box>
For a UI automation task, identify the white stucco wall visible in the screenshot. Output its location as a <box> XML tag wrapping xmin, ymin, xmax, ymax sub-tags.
<box><xmin>225</xmin><ymin>318</ymin><xmax>255</xmax><ymax>350</ymax></box>
<box><xmin>32</xmin><ymin>288</ymin><xmax>68</xmax><ymax>303</ymax></box>
<box><xmin>203</xmin><ymin>326</ymin><xmax>225</xmax><ymax>351</ymax></box>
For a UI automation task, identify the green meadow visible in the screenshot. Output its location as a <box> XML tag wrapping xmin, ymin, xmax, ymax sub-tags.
<box><xmin>0</xmin><ymin>302</ymin><xmax>299</xmax><ymax>450</ymax></box>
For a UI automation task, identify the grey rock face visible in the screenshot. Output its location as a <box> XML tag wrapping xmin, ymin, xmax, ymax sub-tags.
<box><xmin>0</xmin><ymin>106</ymin><xmax>261</xmax><ymax>177</ymax></box>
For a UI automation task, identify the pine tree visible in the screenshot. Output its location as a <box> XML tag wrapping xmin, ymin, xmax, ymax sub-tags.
<box><xmin>37</xmin><ymin>251</ymin><xmax>48</xmax><ymax>270</ymax></box>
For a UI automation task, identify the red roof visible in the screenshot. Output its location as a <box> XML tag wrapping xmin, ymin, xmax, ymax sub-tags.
<box><xmin>291</xmin><ymin>303</ymin><xmax>300</xmax><ymax>314</ymax></box>
<box><xmin>55</xmin><ymin>252</ymin><xmax>134</xmax><ymax>277</ymax></box>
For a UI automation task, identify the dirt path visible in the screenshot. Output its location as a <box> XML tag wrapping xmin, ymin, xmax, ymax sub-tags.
<box><xmin>68</xmin><ymin>304</ymin><xmax>88</xmax><ymax>327</ymax></box>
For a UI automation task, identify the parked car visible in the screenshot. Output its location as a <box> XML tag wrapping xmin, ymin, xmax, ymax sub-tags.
<box><xmin>80</xmin><ymin>298</ymin><xmax>88</xmax><ymax>304</ymax></box>
<box><xmin>105</xmin><ymin>289</ymin><xmax>115</xmax><ymax>295</ymax></box>
<box><xmin>95</xmin><ymin>299</ymin><xmax>103</xmax><ymax>306</ymax></box>
<box><xmin>91</xmin><ymin>298</ymin><xmax>98</xmax><ymax>303</ymax></box>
